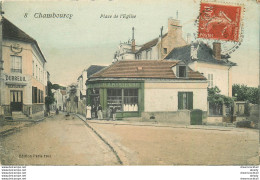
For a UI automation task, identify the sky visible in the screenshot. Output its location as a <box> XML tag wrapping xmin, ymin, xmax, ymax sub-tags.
<box><xmin>2</xmin><ymin>0</ymin><xmax>259</xmax><ymax>87</ymax></box>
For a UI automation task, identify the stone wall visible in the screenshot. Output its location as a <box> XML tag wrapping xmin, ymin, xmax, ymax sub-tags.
<box><xmin>141</xmin><ymin>110</ymin><xmax>190</xmax><ymax>125</ymax></box>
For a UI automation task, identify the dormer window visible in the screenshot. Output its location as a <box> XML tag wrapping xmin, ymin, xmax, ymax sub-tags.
<box><xmin>178</xmin><ymin>66</ymin><xmax>186</xmax><ymax>77</ymax></box>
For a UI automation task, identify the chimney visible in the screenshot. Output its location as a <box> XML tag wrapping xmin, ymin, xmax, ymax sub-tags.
<box><xmin>186</xmin><ymin>33</ymin><xmax>191</xmax><ymax>44</ymax></box>
<box><xmin>131</xmin><ymin>27</ymin><xmax>135</xmax><ymax>52</ymax></box>
<box><xmin>213</xmin><ymin>42</ymin><xmax>221</xmax><ymax>60</ymax></box>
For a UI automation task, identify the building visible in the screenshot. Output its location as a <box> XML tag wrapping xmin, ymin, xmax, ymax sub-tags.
<box><xmin>114</xmin><ymin>17</ymin><xmax>187</xmax><ymax>61</ymax></box>
<box><xmin>77</xmin><ymin>65</ymin><xmax>107</xmax><ymax>101</ymax></box>
<box><xmin>164</xmin><ymin>41</ymin><xmax>236</xmax><ymax>97</ymax></box>
<box><xmin>51</xmin><ymin>89</ymin><xmax>66</xmax><ymax>111</ymax></box>
<box><xmin>164</xmin><ymin>41</ymin><xmax>236</xmax><ymax>120</ymax></box>
<box><xmin>0</xmin><ymin>17</ymin><xmax>48</xmax><ymax>119</ymax></box>
<box><xmin>87</xmin><ymin>60</ymin><xmax>208</xmax><ymax>124</ymax></box>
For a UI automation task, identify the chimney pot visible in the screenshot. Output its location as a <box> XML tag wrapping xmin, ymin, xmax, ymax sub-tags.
<box><xmin>213</xmin><ymin>42</ymin><xmax>221</xmax><ymax>60</ymax></box>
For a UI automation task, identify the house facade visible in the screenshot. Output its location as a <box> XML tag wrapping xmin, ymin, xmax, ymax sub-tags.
<box><xmin>0</xmin><ymin>17</ymin><xmax>48</xmax><ymax>119</ymax></box>
<box><xmin>87</xmin><ymin>60</ymin><xmax>208</xmax><ymax>124</ymax></box>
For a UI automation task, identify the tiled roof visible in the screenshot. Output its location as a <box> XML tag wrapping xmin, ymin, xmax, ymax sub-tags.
<box><xmin>87</xmin><ymin>65</ymin><xmax>107</xmax><ymax>78</ymax></box>
<box><xmin>2</xmin><ymin>17</ymin><xmax>47</xmax><ymax>62</ymax></box>
<box><xmin>90</xmin><ymin>60</ymin><xmax>206</xmax><ymax>80</ymax></box>
<box><xmin>164</xmin><ymin>41</ymin><xmax>236</xmax><ymax>66</ymax></box>
<box><xmin>137</xmin><ymin>33</ymin><xmax>167</xmax><ymax>53</ymax></box>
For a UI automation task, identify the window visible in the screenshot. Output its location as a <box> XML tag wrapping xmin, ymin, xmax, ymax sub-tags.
<box><xmin>36</xmin><ymin>65</ymin><xmax>38</xmax><ymax>79</ymax></box>
<box><xmin>107</xmin><ymin>88</ymin><xmax>138</xmax><ymax>112</ymax></box>
<box><xmin>107</xmin><ymin>89</ymin><xmax>122</xmax><ymax>111</ymax></box>
<box><xmin>178</xmin><ymin>66</ymin><xmax>187</xmax><ymax>77</ymax></box>
<box><xmin>163</xmin><ymin>48</ymin><xmax>167</xmax><ymax>54</ymax></box>
<box><xmin>146</xmin><ymin>51</ymin><xmax>148</xmax><ymax>59</ymax></box>
<box><xmin>33</xmin><ymin>61</ymin><xmax>34</xmax><ymax>76</ymax></box>
<box><xmin>123</xmin><ymin>89</ymin><xmax>138</xmax><ymax>111</ymax></box>
<box><xmin>208</xmin><ymin>74</ymin><xmax>213</xmax><ymax>87</ymax></box>
<box><xmin>178</xmin><ymin>92</ymin><xmax>193</xmax><ymax>110</ymax></box>
<box><xmin>11</xmin><ymin>56</ymin><xmax>22</xmax><ymax>73</ymax></box>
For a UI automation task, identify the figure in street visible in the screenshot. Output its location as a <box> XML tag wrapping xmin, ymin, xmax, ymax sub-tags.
<box><xmin>112</xmin><ymin>106</ymin><xmax>117</xmax><ymax>121</ymax></box>
<box><xmin>97</xmin><ymin>104</ymin><xmax>103</xmax><ymax>120</ymax></box>
<box><xmin>86</xmin><ymin>104</ymin><xmax>91</xmax><ymax>120</ymax></box>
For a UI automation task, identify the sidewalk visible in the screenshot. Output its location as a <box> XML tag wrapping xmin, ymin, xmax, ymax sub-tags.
<box><xmin>76</xmin><ymin>114</ymin><xmax>257</xmax><ymax>132</ymax></box>
<box><xmin>0</xmin><ymin>115</ymin><xmax>51</xmax><ymax>137</ymax></box>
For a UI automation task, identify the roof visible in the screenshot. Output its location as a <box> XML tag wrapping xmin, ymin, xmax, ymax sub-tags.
<box><xmin>87</xmin><ymin>65</ymin><xmax>107</xmax><ymax>78</ymax></box>
<box><xmin>137</xmin><ymin>33</ymin><xmax>167</xmax><ymax>53</ymax></box>
<box><xmin>90</xmin><ymin>60</ymin><xmax>206</xmax><ymax>80</ymax></box>
<box><xmin>164</xmin><ymin>41</ymin><xmax>236</xmax><ymax>66</ymax></box>
<box><xmin>2</xmin><ymin>17</ymin><xmax>47</xmax><ymax>62</ymax></box>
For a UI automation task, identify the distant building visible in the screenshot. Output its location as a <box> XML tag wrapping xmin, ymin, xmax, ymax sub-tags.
<box><xmin>0</xmin><ymin>17</ymin><xmax>48</xmax><ymax>119</ymax></box>
<box><xmin>114</xmin><ymin>17</ymin><xmax>187</xmax><ymax>61</ymax></box>
<box><xmin>51</xmin><ymin>89</ymin><xmax>66</xmax><ymax>111</ymax></box>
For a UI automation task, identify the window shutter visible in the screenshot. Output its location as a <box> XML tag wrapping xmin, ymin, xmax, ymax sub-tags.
<box><xmin>188</xmin><ymin>92</ymin><xmax>193</xmax><ymax>110</ymax></box>
<box><xmin>178</xmin><ymin>92</ymin><xmax>183</xmax><ymax>109</ymax></box>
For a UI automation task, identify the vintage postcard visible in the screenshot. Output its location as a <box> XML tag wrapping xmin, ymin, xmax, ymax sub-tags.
<box><xmin>0</xmin><ymin>0</ymin><xmax>259</xmax><ymax>171</ymax></box>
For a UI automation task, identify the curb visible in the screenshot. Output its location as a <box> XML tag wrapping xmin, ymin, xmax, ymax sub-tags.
<box><xmin>76</xmin><ymin>114</ymin><xmax>123</xmax><ymax>165</ymax></box>
<box><xmin>86</xmin><ymin>120</ymin><xmax>238</xmax><ymax>132</ymax></box>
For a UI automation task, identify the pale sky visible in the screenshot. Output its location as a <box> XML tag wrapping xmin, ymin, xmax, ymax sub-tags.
<box><xmin>2</xmin><ymin>0</ymin><xmax>259</xmax><ymax>87</ymax></box>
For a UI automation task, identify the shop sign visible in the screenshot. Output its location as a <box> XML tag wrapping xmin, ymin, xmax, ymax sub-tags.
<box><xmin>5</xmin><ymin>74</ymin><xmax>26</xmax><ymax>82</ymax></box>
<box><xmin>89</xmin><ymin>82</ymin><xmax>141</xmax><ymax>88</ymax></box>
<box><xmin>7</xmin><ymin>84</ymin><xmax>24</xmax><ymax>88</ymax></box>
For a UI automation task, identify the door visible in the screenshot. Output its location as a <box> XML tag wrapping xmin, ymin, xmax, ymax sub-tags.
<box><xmin>10</xmin><ymin>90</ymin><xmax>23</xmax><ymax>111</ymax></box>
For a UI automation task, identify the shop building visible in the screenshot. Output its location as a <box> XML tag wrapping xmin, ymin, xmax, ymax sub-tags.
<box><xmin>0</xmin><ymin>17</ymin><xmax>48</xmax><ymax>119</ymax></box>
<box><xmin>87</xmin><ymin>60</ymin><xmax>208</xmax><ymax>124</ymax></box>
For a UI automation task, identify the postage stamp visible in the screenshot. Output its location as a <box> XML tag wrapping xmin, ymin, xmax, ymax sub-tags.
<box><xmin>198</xmin><ymin>2</ymin><xmax>243</xmax><ymax>42</ymax></box>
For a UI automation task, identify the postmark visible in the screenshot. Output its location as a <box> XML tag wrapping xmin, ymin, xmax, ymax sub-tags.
<box><xmin>198</xmin><ymin>2</ymin><xmax>243</xmax><ymax>42</ymax></box>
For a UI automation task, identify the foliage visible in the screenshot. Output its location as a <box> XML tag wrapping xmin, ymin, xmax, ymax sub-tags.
<box><xmin>232</xmin><ymin>84</ymin><xmax>259</xmax><ymax>104</ymax></box>
<box><xmin>208</xmin><ymin>86</ymin><xmax>234</xmax><ymax>107</ymax></box>
<box><xmin>52</xmin><ymin>83</ymin><xmax>66</xmax><ymax>90</ymax></box>
<box><xmin>45</xmin><ymin>81</ymin><xmax>55</xmax><ymax>110</ymax></box>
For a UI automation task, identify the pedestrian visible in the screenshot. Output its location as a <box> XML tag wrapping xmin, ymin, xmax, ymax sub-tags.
<box><xmin>86</xmin><ymin>104</ymin><xmax>91</xmax><ymax>120</ymax></box>
<box><xmin>97</xmin><ymin>104</ymin><xmax>103</xmax><ymax>120</ymax></box>
<box><xmin>112</xmin><ymin>106</ymin><xmax>117</xmax><ymax>121</ymax></box>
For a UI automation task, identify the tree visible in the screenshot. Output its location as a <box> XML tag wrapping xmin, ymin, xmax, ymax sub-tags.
<box><xmin>208</xmin><ymin>86</ymin><xmax>234</xmax><ymax>107</ymax></box>
<box><xmin>232</xmin><ymin>84</ymin><xmax>259</xmax><ymax>104</ymax></box>
<box><xmin>45</xmin><ymin>81</ymin><xmax>55</xmax><ymax>112</ymax></box>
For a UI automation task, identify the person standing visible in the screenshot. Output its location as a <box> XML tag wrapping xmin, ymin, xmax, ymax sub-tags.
<box><xmin>112</xmin><ymin>106</ymin><xmax>117</xmax><ymax>121</ymax></box>
<box><xmin>86</xmin><ymin>104</ymin><xmax>91</xmax><ymax>120</ymax></box>
<box><xmin>97</xmin><ymin>104</ymin><xmax>103</xmax><ymax>120</ymax></box>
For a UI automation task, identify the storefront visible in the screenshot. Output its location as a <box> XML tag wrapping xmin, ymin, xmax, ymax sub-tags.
<box><xmin>87</xmin><ymin>81</ymin><xmax>144</xmax><ymax>118</ymax></box>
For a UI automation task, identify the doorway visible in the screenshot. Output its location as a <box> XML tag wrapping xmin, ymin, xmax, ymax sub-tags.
<box><xmin>10</xmin><ymin>90</ymin><xmax>23</xmax><ymax>112</ymax></box>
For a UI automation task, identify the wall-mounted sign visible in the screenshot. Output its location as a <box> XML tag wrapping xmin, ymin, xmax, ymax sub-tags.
<box><xmin>10</xmin><ymin>44</ymin><xmax>23</xmax><ymax>54</ymax></box>
<box><xmin>7</xmin><ymin>85</ymin><xmax>24</xmax><ymax>88</ymax></box>
<box><xmin>5</xmin><ymin>74</ymin><xmax>26</xmax><ymax>82</ymax></box>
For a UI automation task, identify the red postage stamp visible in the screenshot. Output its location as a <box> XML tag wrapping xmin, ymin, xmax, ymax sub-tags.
<box><xmin>198</xmin><ymin>2</ymin><xmax>242</xmax><ymax>42</ymax></box>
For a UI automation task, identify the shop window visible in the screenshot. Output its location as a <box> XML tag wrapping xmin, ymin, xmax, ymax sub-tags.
<box><xmin>107</xmin><ymin>88</ymin><xmax>139</xmax><ymax>112</ymax></box>
<box><xmin>178</xmin><ymin>92</ymin><xmax>193</xmax><ymax>110</ymax></box>
<box><xmin>11</xmin><ymin>56</ymin><xmax>22</xmax><ymax>73</ymax></box>
<box><xmin>107</xmin><ymin>89</ymin><xmax>122</xmax><ymax>111</ymax></box>
<box><xmin>123</xmin><ymin>89</ymin><xmax>138</xmax><ymax>111</ymax></box>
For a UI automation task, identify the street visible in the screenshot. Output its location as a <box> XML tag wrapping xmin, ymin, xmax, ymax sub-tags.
<box><xmin>0</xmin><ymin>114</ymin><xmax>258</xmax><ymax>165</ymax></box>
<box><xmin>0</xmin><ymin>114</ymin><xmax>119</xmax><ymax>165</ymax></box>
